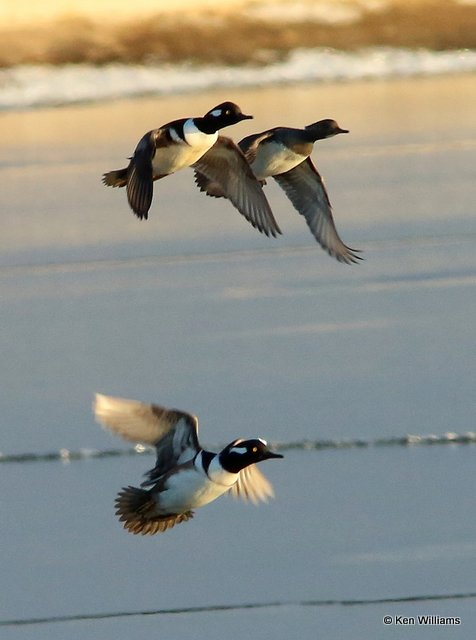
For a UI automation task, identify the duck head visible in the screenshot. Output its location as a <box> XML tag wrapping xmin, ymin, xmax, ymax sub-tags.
<box><xmin>219</xmin><ymin>438</ymin><xmax>283</xmax><ymax>474</ymax></box>
<box><xmin>201</xmin><ymin>102</ymin><xmax>253</xmax><ymax>133</ymax></box>
<box><xmin>305</xmin><ymin>118</ymin><xmax>349</xmax><ymax>140</ymax></box>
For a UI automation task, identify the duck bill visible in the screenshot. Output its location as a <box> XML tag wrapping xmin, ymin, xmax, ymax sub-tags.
<box><xmin>337</xmin><ymin>127</ymin><xmax>349</xmax><ymax>134</ymax></box>
<box><xmin>265</xmin><ymin>450</ymin><xmax>283</xmax><ymax>460</ymax></box>
<box><xmin>240</xmin><ymin>113</ymin><xmax>253</xmax><ymax>121</ymax></box>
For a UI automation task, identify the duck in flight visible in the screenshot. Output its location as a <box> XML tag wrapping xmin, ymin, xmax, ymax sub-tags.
<box><xmin>94</xmin><ymin>393</ymin><xmax>283</xmax><ymax>535</ymax></box>
<box><xmin>102</xmin><ymin>101</ymin><xmax>281</xmax><ymax>238</ymax></box>
<box><xmin>195</xmin><ymin>118</ymin><xmax>361</xmax><ymax>263</ymax></box>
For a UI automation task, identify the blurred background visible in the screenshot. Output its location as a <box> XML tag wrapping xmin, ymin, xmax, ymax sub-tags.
<box><xmin>1</xmin><ymin>0</ymin><xmax>476</xmax><ymax>67</ymax></box>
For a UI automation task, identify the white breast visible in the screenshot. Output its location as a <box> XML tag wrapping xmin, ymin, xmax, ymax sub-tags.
<box><xmin>206</xmin><ymin>455</ymin><xmax>238</xmax><ymax>487</ymax></box>
<box><xmin>151</xmin><ymin>120</ymin><xmax>218</xmax><ymax>176</ymax></box>
<box><xmin>158</xmin><ymin>459</ymin><xmax>237</xmax><ymax>513</ymax></box>
<box><xmin>251</xmin><ymin>141</ymin><xmax>306</xmax><ymax>179</ymax></box>
<box><xmin>182</xmin><ymin>119</ymin><xmax>218</xmax><ymax>150</ymax></box>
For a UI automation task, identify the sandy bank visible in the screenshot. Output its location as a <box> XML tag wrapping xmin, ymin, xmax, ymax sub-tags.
<box><xmin>0</xmin><ymin>0</ymin><xmax>418</xmax><ymax>24</ymax></box>
<box><xmin>0</xmin><ymin>0</ymin><xmax>475</xmax><ymax>67</ymax></box>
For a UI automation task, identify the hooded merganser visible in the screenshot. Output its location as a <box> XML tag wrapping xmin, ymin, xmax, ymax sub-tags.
<box><xmin>102</xmin><ymin>101</ymin><xmax>281</xmax><ymax>237</ymax></box>
<box><xmin>94</xmin><ymin>393</ymin><xmax>283</xmax><ymax>535</ymax></box>
<box><xmin>195</xmin><ymin>119</ymin><xmax>361</xmax><ymax>263</ymax></box>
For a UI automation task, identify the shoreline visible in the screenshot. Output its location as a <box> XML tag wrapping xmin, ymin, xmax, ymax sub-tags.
<box><xmin>2</xmin><ymin>50</ymin><xmax>476</xmax><ymax>112</ymax></box>
<box><xmin>1</xmin><ymin>0</ymin><xmax>475</xmax><ymax>68</ymax></box>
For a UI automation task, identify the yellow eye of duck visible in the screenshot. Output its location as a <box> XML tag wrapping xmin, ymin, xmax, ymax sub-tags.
<box><xmin>252</xmin><ymin>446</ymin><xmax>258</xmax><ymax>453</ymax></box>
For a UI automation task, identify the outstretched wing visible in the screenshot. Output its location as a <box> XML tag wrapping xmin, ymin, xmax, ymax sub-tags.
<box><xmin>126</xmin><ymin>131</ymin><xmax>156</xmax><ymax>220</ymax></box>
<box><xmin>93</xmin><ymin>393</ymin><xmax>200</xmax><ymax>482</ymax></box>
<box><xmin>273</xmin><ymin>157</ymin><xmax>362</xmax><ymax>264</ymax></box>
<box><xmin>193</xmin><ymin>136</ymin><xmax>281</xmax><ymax>238</ymax></box>
<box><xmin>228</xmin><ymin>464</ymin><xmax>275</xmax><ymax>504</ymax></box>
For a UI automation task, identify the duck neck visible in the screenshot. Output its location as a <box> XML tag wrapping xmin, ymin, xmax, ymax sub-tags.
<box><xmin>194</xmin><ymin>117</ymin><xmax>219</xmax><ymax>135</ymax></box>
<box><xmin>302</xmin><ymin>123</ymin><xmax>328</xmax><ymax>142</ymax></box>
<box><xmin>208</xmin><ymin>454</ymin><xmax>239</xmax><ymax>485</ymax></box>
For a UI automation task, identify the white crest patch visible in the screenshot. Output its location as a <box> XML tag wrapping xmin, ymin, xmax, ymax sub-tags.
<box><xmin>258</xmin><ymin>438</ymin><xmax>267</xmax><ymax>446</ymax></box>
<box><xmin>230</xmin><ymin>446</ymin><xmax>248</xmax><ymax>455</ymax></box>
<box><xmin>210</xmin><ymin>109</ymin><xmax>223</xmax><ymax>117</ymax></box>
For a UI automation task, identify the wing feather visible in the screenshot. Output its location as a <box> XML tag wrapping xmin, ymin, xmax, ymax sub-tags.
<box><xmin>126</xmin><ymin>131</ymin><xmax>156</xmax><ymax>219</ymax></box>
<box><xmin>93</xmin><ymin>393</ymin><xmax>200</xmax><ymax>481</ymax></box>
<box><xmin>274</xmin><ymin>157</ymin><xmax>362</xmax><ymax>264</ymax></box>
<box><xmin>228</xmin><ymin>464</ymin><xmax>275</xmax><ymax>504</ymax></box>
<box><xmin>193</xmin><ymin>136</ymin><xmax>281</xmax><ymax>238</ymax></box>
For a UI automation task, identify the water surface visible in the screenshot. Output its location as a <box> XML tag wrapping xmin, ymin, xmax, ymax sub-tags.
<box><xmin>1</xmin><ymin>76</ymin><xmax>475</xmax><ymax>638</ymax></box>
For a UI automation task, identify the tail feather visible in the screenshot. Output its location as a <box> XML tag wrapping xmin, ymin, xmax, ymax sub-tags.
<box><xmin>103</xmin><ymin>168</ymin><xmax>128</xmax><ymax>188</ymax></box>
<box><xmin>114</xmin><ymin>486</ymin><xmax>193</xmax><ymax>535</ymax></box>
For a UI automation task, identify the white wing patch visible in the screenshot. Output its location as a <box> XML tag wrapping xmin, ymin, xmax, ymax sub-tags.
<box><xmin>169</xmin><ymin>127</ymin><xmax>182</xmax><ymax>143</ymax></box>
